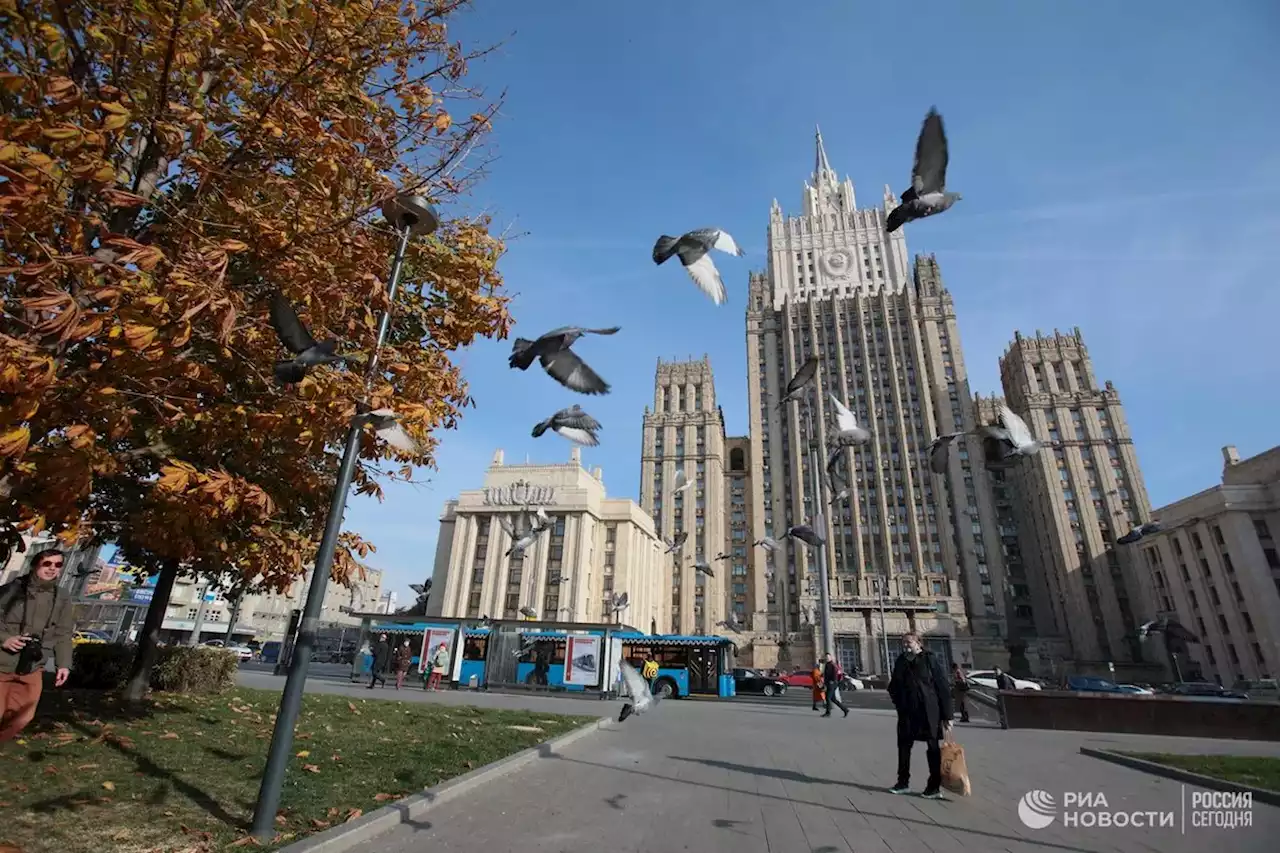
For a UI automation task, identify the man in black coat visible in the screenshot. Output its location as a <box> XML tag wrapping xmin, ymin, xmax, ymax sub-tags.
<box><xmin>369</xmin><ymin>633</ymin><xmax>391</xmax><ymax>689</ymax></box>
<box><xmin>820</xmin><ymin>653</ymin><xmax>849</xmax><ymax>718</ymax></box>
<box><xmin>886</xmin><ymin>632</ymin><xmax>953</xmax><ymax>798</ymax></box>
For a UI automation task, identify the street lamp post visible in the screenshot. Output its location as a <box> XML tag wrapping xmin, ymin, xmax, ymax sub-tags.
<box><xmin>874</xmin><ymin>574</ymin><xmax>890</xmax><ymax>673</ymax></box>
<box><xmin>800</xmin><ymin>396</ymin><xmax>835</xmax><ymax>659</ymax></box>
<box><xmin>251</xmin><ymin>194</ymin><xmax>439</xmax><ymax>840</ymax></box>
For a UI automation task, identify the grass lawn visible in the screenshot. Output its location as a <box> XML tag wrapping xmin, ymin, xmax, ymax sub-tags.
<box><xmin>1120</xmin><ymin>752</ymin><xmax>1280</xmax><ymax>791</ymax></box>
<box><xmin>0</xmin><ymin>686</ymin><xmax>597</xmax><ymax>853</ymax></box>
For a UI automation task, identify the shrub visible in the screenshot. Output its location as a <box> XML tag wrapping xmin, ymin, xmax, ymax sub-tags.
<box><xmin>150</xmin><ymin>646</ymin><xmax>239</xmax><ymax>694</ymax></box>
<box><xmin>69</xmin><ymin>643</ymin><xmax>238</xmax><ymax>694</ymax></box>
<box><xmin>70</xmin><ymin>643</ymin><xmax>135</xmax><ymax>690</ymax></box>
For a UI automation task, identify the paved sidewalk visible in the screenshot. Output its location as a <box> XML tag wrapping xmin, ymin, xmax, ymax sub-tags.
<box><xmin>346</xmin><ymin>697</ymin><xmax>1279</xmax><ymax>853</ymax></box>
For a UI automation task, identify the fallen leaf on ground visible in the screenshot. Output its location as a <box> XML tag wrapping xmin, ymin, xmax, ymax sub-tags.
<box><xmin>310</xmin><ymin>819</ymin><xmax>330</xmax><ymax>829</ymax></box>
<box><xmin>275</xmin><ymin>815</ymin><xmax>287</xmax><ymax>826</ymax></box>
<box><xmin>347</xmin><ymin>702</ymin><xmax>359</xmax><ymax>714</ymax></box>
<box><xmin>102</xmin><ymin>781</ymin><xmax>115</xmax><ymax>791</ymax></box>
<box><xmin>158</xmin><ymin>732</ymin><xmax>180</xmax><ymax>740</ymax></box>
<box><xmin>302</xmin><ymin>764</ymin><xmax>320</xmax><ymax>774</ymax></box>
<box><xmin>229</xmin><ymin>836</ymin><xmax>261</xmax><ymax>847</ymax></box>
<box><xmin>330</xmin><ymin>754</ymin><xmax>342</xmax><ymax>762</ymax></box>
<box><xmin>77</xmin><ymin>763</ymin><xmax>99</xmax><ymax>770</ymax></box>
<box><xmin>43</xmin><ymin>766</ymin><xmax>58</xmax><ymax>776</ymax></box>
<box><xmin>345</xmin><ymin>808</ymin><xmax>363</xmax><ymax>822</ymax></box>
<box><xmin>463</xmin><ymin>760</ymin><xmax>473</xmax><ymax>769</ymax></box>
<box><xmin>507</xmin><ymin>725</ymin><xmax>544</xmax><ymax>733</ymax></box>
<box><xmin>373</xmin><ymin>793</ymin><xmax>396</xmax><ymax>802</ymax></box>
<box><xmin>295</xmin><ymin>750</ymin><xmax>310</xmax><ymax>758</ymax></box>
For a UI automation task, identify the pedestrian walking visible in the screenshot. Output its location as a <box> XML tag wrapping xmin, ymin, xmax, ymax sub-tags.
<box><xmin>951</xmin><ymin>662</ymin><xmax>971</xmax><ymax>723</ymax></box>
<box><xmin>393</xmin><ymin>640</ymin><xmax>412</xmax><ymax>689</ymax></box>
<box><xmin>1</xmin><ymin>549</ymin><xmax>76</xmax><ymax>742</ymax></box>
<box><xmin>810</xmin><ymin>660</ymin><xmax>826</xmax><ymax>711</ymax></box>
<box><xmin>368</xmin><ymin>633</ymin><xmax>390</xmax><ymax>689</ymax></box>
<box><xmin>426</xmin><ymin>641</ymin><xmax>450</xmax><ymax>691</ymax></box>
<box><xmin>887</xmin><ymin>632</ymin><xmax>953</xmax><ymax>798</ymax></box>
<box><xmin>993</xmin><ymin>665</ymin><xmax>1016</xmax><ymax>727</ymax></box>
<box><xmin>820</xmin><ymin>653</ymin><xmax>848</xmax><ymax>718</ymax></box>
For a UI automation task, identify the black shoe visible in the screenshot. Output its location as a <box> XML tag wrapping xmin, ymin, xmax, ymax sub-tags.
<box><xmin>821</xmin><ymin>712</ymin><xmax>831</xmax><ymax>717</ymax></box>
<box><xmin>921</xmin><ymin>788</ymin><xmax>946</xmax><ymax>800</ymax></box>
<box><xmin>889</xmin><ymin>783</ymin><xmax>910</xmax><ymax>794</ymax></box>
<box><xmin>843</xmin><ymin>708</ymin><xmax>849</xmax><ymax>718</ymax></box>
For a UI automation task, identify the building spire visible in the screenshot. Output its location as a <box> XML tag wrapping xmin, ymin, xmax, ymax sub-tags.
<box><xmin>814</xmin><ymin>124</ymin><xmax>833</xmax><ymax>183</ymax></box>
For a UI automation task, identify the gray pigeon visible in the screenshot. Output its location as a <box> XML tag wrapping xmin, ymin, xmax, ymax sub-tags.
<box><xmin>665</xmin><ymin>530</ymin><xmax>688</xmax><ymax>554</ymax></box>
<box><xmin>785</xmin><ymin>523</ymin><xmax>825</xmax><ymax>547</ymax></box>
<box><xmin>693</xmin><ymin>561</ymin><xmax>714</xmax><ymax>579</ymax></box>
<box><xmin>885</xmin><ymin>107</ymin><xmax>961</xmax><ymax>233</ymax></box>
<box><xmin>829</xmin><ymin>395</ymin><xmax>871</xmax><ymax>444</ymax></box>
<box><xmin>979</xmin><ymin>404</ymin><xmax>1041</xmax><ymax>467</ymax></box>
<box><xmin>776</xmin><ymin>355</ymin><xmax>820</xmax><ymax>409</ymax></box>
<box><xmin>1117</xmin><ymin>521</ymin><xmax>1162</xmax><ymax>545</ymax></box>
<box><xmin>355</xmin><ymin>407</ymin><xmax>419</xmax><ymax>454</ymax></box>
<box><xmin>532</xmin><ymin>405</ymin><xmax>602</xmax><ymax>447</ymax></box>
<box><xmin>927</xmin><ymin>432</ymin><xmax>965</xmax><ymax>474</ymax></box>
<box><xmin>519</xmin><ymin>605</ymin><xmax>537</xmax><ymax>619</ymax></box>
<box><xmin>268</xmin><ymin>291</ymin><xmax>344</xmax><ymax>383</ymax></box>
<box><xmin>652</xmin><ymin>228</ymin><xmax>745</xmax><ymax>305</ymax></box>
<box><xmin>753</xmin><ymin>536</ymin><xmax>780</xmax><ymax>553</ymax></box>
<box><xmin>509</xmin><ymin>325</ymin><xmax>620</xmax><ymax>395</ymax></box>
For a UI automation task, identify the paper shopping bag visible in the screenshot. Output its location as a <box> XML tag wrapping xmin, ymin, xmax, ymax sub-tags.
<box><xmin>940</xmin><ymin>732</ymin><xmax>972</xmax><ymax>796</ymax></box>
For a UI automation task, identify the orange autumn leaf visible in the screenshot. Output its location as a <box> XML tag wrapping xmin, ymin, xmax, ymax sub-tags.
<box><xmin>302</xmin><ymin>764</ymin><xmax>320</xmax><ymax>774</ymax></box>
<box><xmin>0</xmin><ymin>425</ymin><xmax>31</xmax><ymax>458</ymax></box>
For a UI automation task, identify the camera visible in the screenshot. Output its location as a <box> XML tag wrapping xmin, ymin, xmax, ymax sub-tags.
<box><xmin>15</xmin><ymin>634</ymin><xmax>44</xmax><ymax>676</ymax></box>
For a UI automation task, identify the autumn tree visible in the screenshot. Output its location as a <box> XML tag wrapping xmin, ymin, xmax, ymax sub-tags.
<box><xmin>0</xmin><ymin>0</ymin><xmax>511</xmax><ymax>697</ymax></box>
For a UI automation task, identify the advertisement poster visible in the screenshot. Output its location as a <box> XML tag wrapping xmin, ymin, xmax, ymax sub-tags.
<box><xmin>564</xmin><ymin>636</ymin><xmax>602</xmax><ymax>686</ymax></box>
<box><xmin>419</xmin><ymin>628</ymin><xmax>456</xmax><ymax>674</ymax></box>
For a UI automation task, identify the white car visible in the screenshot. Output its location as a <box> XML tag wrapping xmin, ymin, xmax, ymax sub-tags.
<box><xmin>965</xmin><ymin>670</ymin><xmax>1041</xmax><ymax>691</ymax></box>
<box><xmin>225</xmin><ymin>644</ymin><xmax>254</xmax><ymax>662</ymax></box>
<box><xmin>1117</xmin><ymin>684</ymin><xmax>1153</xmax><ymax>695</ymax></box>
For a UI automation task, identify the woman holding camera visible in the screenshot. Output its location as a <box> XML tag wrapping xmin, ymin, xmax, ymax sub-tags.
<box><xmin>1</xmin><ymin>549</ymin><xmax>76</xmax><ymax>742</ymax></box>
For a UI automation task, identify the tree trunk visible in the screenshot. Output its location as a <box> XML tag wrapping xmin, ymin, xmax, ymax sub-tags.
<box><xmin>122</xmin><ymin>558</ymin><xmax>180</xmax><ymax>702</ymax></box>
<box><xmin>223</xmin><ymin>590</ymin><xmax>244</xmax><ymax>643</ymax></box>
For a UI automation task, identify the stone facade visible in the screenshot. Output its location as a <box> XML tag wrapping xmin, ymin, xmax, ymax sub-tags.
<box><xmin>1138</xmin><ymin>444</ymin><xmax>1280</xmax><ymax>686</ymax></box>
<box><xmin>428</xmin><ymin>448</ymin><xmax>669</xmax><ymax>629</ymax></box>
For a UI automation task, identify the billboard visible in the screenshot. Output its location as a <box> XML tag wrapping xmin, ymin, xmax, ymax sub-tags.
<box><xmin>564</xmin><ymin>635</ymin><xmax>601</xmax><ymax>686</ymax></box>
<box><xmin>419</xmin><ymin>628</ymin><xmax>456</xmax><ymax>674</ymax></box>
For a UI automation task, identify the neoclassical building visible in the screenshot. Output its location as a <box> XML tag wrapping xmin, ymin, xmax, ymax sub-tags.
<box><xmin>427</xmin><ymin>448</ymin><xmax>670</xmax><ymax>629</ymax></box>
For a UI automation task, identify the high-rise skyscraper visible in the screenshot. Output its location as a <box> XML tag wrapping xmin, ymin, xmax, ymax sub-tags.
<box><xmin>639</xmin><ymin>357</ymin><xmax>729</xmax><ymax>635</ymax></box>
<box><xmin>998</xmin><ymin>328</ymin><xmax>1160</xmax><ymax>676</ymax></box>
<box><xmin>743</xmin><ymin>130</ymin><xmax>1009</xmax><ymax>673</ymax></box>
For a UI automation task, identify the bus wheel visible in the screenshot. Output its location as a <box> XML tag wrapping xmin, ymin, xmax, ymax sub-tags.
<box><xmin>763</xmin><ymin>684</ymin><xmax>776</xmax><ymax>697</ymax></box>
<box><xmin>655</xmin><ymin>678</ymin><xmax>676</xmax><ymax>699</ymax></box>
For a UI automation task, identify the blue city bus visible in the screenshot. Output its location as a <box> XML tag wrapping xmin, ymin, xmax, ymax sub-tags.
<box><xmin>457</xmin><ymin>627</ymin><xmax>736</xmax><ymax>698</ymax></box>
<box><xmin>613</xmin><ymin>632</ymin><xmax>737</xmax><ymax>698</ymax></box>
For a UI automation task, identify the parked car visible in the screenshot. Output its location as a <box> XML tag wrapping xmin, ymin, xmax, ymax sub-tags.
<box><xmin>733</xmin><ymin>667</ymin><xmax>789</xmax><ymax>697</ymax></box>
<box><xmin>1165</xmin><ymin>681</ymin><xmax>1249</xmax><ymax>701</ymax></box>
<box><xmin>1116</xmin><ymin>684</ymin><xmax>1154</xmax><ymax>694</ymax></box>
<box><xmin>225</xmin><ymin>644</ymin><xmax>254</xmax><ymax>662</ymax></box>
<box><xmin>966</xmin><ymin>670</ymin><xmax>1042</xmax><ymax>691</ymax></box>
<box><xmin>1064</xmin><ymin>676</ymin><xmax>1128</xmax><ymax>693</ymax></box>
<box><xmin>73</xmin><ymin>630</ymin><xmax>110</xmax><ymax>646</ymax></box>
<box><xmin>1232</xmin><ymin>679</ymin><xmax>1278</xmax><ymax>702</ymax></box>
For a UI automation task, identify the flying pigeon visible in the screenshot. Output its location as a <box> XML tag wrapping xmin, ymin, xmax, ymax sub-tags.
<box><xmin>505</xmin><ymin>511</ymin><xmax>550</xmax><ymax>558</ymax></box>
<box><xmin>753</xmin><ymin>536</ymin><xmax>780</xmax><ymax>553</ymax></box>
<box><xmin>776</xmin><ymin>356</ymin><xmax>819</xmax><ymax>409</ymax></box>
<box><xmin>356</xmin><ymin>407</ymin><xmax>419</xmax><ymax>454</ymax></box>
<box><xmin>665</xmin><ymin>531</ymin><xmax>688</xmax><ymax>554</ymax></box>
<box><xmin>1117</xmin><ymin>522</ymin><xmax>1162</xmax><ymax>545</ymax></box>
<box><xmin>532</xmin><ymin>405</ymin><xmax>602</xmax><ymax>447</ymax></box>
<box><xmin>610</xmin><ymin>591</ymin><xmax>630</xmax><ymax>613</ymax></box>
<box><xmin>670</xmin><ymin>468</ymin><xmax>694</xmax><ymax>495</ymax></box>
<box><xmin>785</xmin><ymin>523</ymin><xmax>825</xmax><ymax>547</ymax></box>
<box><xmin>693</xmin><ymin>561</ymin><xmax>714</xmax><ymax>578</ymax></box>
<box><xmin>268</xmin><ymin>291</ymin><xmax>344</xmax><ymax>383</ymax></box>
<box><xmin>829</xmin><ymin>395</ymin><xmax>871</xmax><ymax>445</ymax></box>
<box><xmin>716</xmin><ymin>613</ymin><xmax>744</xmax><ymax>633</ymax></box>
<box><xmin>508</xmin><ymin>325</ymin><xmax>620</xmax><ymax>395</ymax></box>
<box><xmin>1137</xmin><ymin>618</ymin><xmax>1199</xmax><ymax>644</ymax></box>
<box><xmin>617</xmin><ymin>660</ymin><xmax>656</xmax><ymax>722</ymax></box>
<box><xmin>651</xmin><ymin>228</ymin><xmax>745</xmax><ymax>306</ymax></box>
<box><xmin>0</xmin><ymin>522</ymin><xmax>26</xmax><ymax>567</ymax></box>
<box><xmin>979</xmin><ymin>404</ymin><xmax>1041</xmax><ymax>467</ymax></box>
<box><xmin>825</xmin><ymin>446</ymin><xmax>850</xmax><ymax>503</ymax></box>
<box><xmin>927</xmin><ymin>432</ymin><xmax>965</xmax><ymax>474</ymax></box>
<box><xmin>713</xmin><ymin>552</ymin><xmax>732</xmax><ymax>562</ymax></box>
<box><xmin>519</xmin><ymin>605</ymin><xmax>537</xmax><ymax>619</ymax></box>
<box><xmin>885</xmin><ymin>107</ymin><xmax>961</xmax><ymax>233</ymax></box>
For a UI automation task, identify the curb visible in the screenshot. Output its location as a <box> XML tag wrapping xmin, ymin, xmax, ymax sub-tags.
<box><xmin>1079</xmin><ymin>748</ymin><xmax>1280</xmax><ymax>807</ymax></box>
<box><xmin>275</xmin><ymin>715</ymin><xmax>614</xmax><ymax>853</ymax></box>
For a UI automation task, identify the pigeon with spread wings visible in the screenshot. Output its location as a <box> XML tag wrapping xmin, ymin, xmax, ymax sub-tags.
<box><xmin>776</xmin><ymin>356</ymin><xmax>820</xmax><ymax>409</ymax></box>
<box><xmin>979</xmin><ymin>404</ymin><xmax>1042</xmax><ymax>468</ymax></box>
<box><xmin>664</xmin><ymin>530</ymin><xmax>688</xmax><ymax>555</ymax></box>
<box><xmin>885</xmin><ymin>107</ymin><xmax>962</xmax><ymax>233</ymax></box>
<box><xmin>652</xmin><ymin>228</ymin><xmax>745</xmax><ymax>306</ymax></box>
<box><xmin>617</xmin><ymin>660</ymin><xmax>657</xmax><ymax>722</ymax></box>
<box><xmin>509</xmin><ymin>325</ymin><xmax>620</xmax><ymax>395</ymax></box>
<box><xmin>268</xmin><ymin>291</ymin><xmax>344</xmax><ymax>384</ymax></box>
<box><xmin>532</xmin><ymin>405</ymin><xmax>602</xmax><ymax>447</ymax></box>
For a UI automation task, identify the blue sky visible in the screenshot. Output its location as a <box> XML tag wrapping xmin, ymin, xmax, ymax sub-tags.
<box><xmin>348</xmin><ymin>0</ymin><xmax>1280</xmax><ymax>602</ymax></box>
